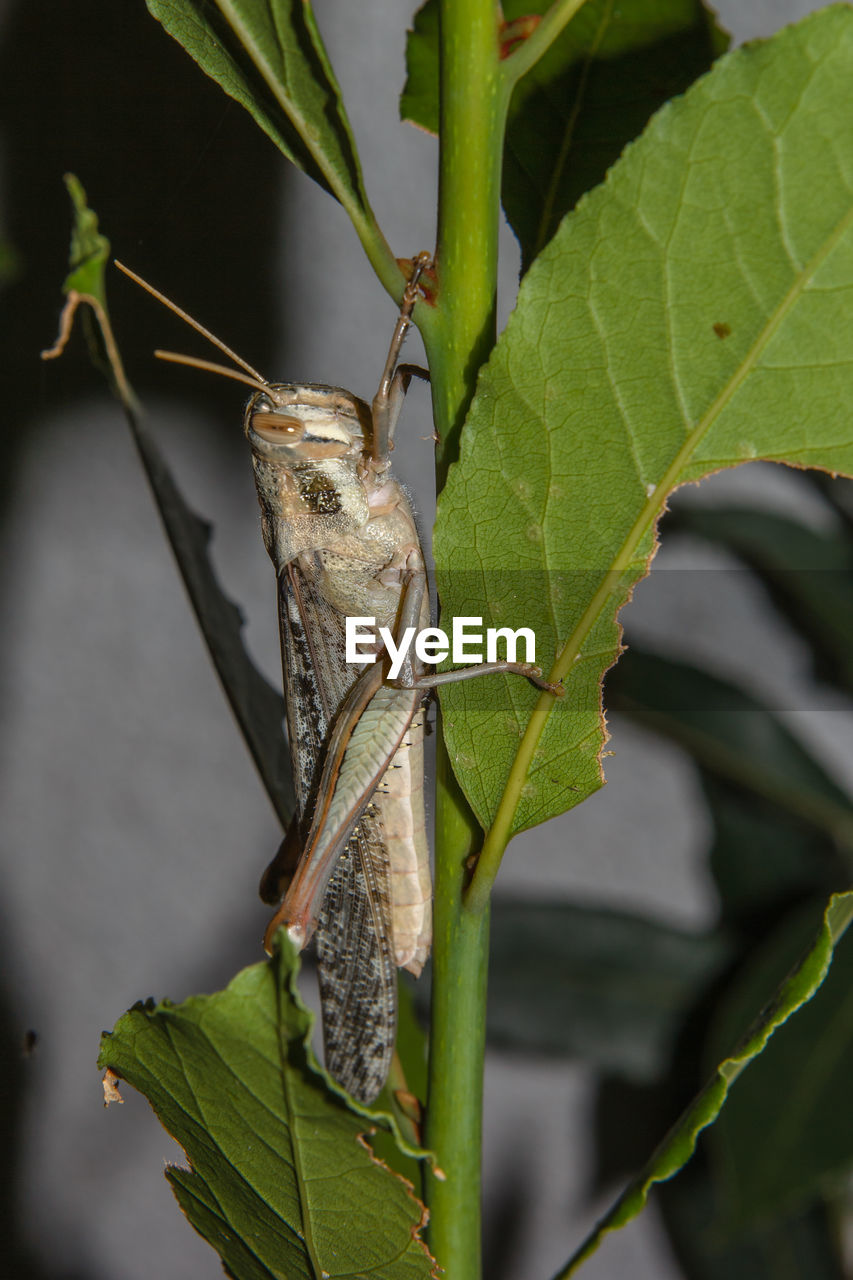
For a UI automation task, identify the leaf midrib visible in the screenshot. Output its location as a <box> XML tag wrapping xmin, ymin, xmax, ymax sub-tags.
<box><xmin>484</xmin><ymin>191</ymin><xmax>853</xmax><ymax>849</ymax></box>
<box><xmin>278</xmin><ymin>1018</ymin><xmax>324</xmax><ymax>1278</ymax></box>
<box><xmin>215</xmin><ymin>0</ymin><xmax>362</xmax><ymax>211</ymax></box>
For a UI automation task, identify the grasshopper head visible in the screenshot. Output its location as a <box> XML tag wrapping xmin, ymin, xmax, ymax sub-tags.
<box><xmin>244</xmin><ymin>384</ymin><xmax>372</xmax><ymax>462</ymax></box>
<box><xmin>246</xmin><ymin>384</ymin><xmax>376</xmax><ymax>564</ymax></box>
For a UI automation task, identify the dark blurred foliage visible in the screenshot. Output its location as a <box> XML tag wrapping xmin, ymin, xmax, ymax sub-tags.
<box><xmin>0</xmin><ymin>0</ymin><xmax>289</xmax><ymax>508</ymax></box>
<box><xmin>0</xmin><ymin>4</ymin><xmax>289</xmax><ymax>1274</ymax></box>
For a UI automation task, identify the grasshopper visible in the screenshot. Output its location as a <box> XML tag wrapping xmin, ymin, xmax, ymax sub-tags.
<box><xmin>118</xmin><ymin>257</ymin><xmax>559</xmax><ymax>1104</ymax></box>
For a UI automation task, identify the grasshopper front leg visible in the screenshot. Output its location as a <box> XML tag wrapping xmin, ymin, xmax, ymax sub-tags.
<box><xmin>370</xmin><ymin>252</ymin><xmax>432</xmax><ymax>464</ymax></box>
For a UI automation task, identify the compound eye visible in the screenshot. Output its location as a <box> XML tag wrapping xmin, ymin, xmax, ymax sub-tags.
<box><xmin>250</xmin><ymin>409</ymin><xmax>305</xmax><ymax>443</ymax></box>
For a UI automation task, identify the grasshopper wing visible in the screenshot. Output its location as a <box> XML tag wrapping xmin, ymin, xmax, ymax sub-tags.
<box><xmin>276</xmin><ymin>559</ymin><xmax>398</xmax><ymax>1103</ymax></box>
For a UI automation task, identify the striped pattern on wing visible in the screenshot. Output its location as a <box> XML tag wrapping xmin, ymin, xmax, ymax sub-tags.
<box><xmin>277</xmin><ymin>558</ymin><xmax>396</xmax><ymax>1104</ymax></box>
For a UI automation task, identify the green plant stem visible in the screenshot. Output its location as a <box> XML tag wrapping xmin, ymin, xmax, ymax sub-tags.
<box><xmin>422</xmin><ymin>2</ymin><xmax>510</xmax><ymax>1275</ymax></box>
<box><xmin>426</xmin><ymin>0</ymin><xmax>510</xmax><ymax>477</ymax></box>
<box><xmin>422</xmin><ymin>5</ymin><xmax>594</xmax><ymax>1252</ymax></box>
<box><xmin>426</xmin><ymin>758</ymin><xmax>490</xmax><ymax>1275</ymax></box>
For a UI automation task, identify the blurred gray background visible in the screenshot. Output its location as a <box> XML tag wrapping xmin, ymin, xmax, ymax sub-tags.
<box><xmin>0</xmin><ymin>1</ymin><xmax>848</xmax><ymax>1277</ymax></box>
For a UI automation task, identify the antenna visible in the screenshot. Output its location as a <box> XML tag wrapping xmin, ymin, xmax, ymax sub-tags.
<box><xmin>114</xmin><ymin>260</ymin><xmax>269</xmax><ymax>386</ymax></box>
<box><xmin>154</xmin><ymin>350</ymin><xmax>269</xmax><ymax>392</ymax></box>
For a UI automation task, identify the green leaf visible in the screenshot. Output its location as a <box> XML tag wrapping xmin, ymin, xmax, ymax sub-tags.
<box><xmin>43</xmin><ymin>174</ymin><xmax>125</xmax><ymax>397</ymax></box>
<box><xmin>434</xmin><ymin>7</ymin><xmax>853</xmax><ymax>839</ymax></box>
<box><xmin>368</xmin><ymin>978</ymin><xmax>430</xmax><ymax>1193</ymax></box>
<box><xmin>98</xmin><ymin>937</ymin><xmax>436</xmax><ymax>1280</ymax></box>
<box><xmin>401</xmin><ymin>0</ymin><xmax>727</xmax><ymax>270</ymax></box>
<box><xmin>145</xmin><ymin>1</ymin><xmax>369</xmax><ymax>215</ymax></box>
<box><xmin>658</xmin><ymin>1164</ymin><xmax>846</xmax><ymax>1280</ymax></box>
<box><xmin>487</xmin><ymin>899</ymin><xmax>731</xmax><ymax>1080</ymax></box>
<box><xmin>554</xmin><ymin>891</ymin><xmax>853</xmax><ymax>1276</ymax></box>
<box><xmin>707</xmin><ymin>904</ymin><xmax>853</xmax><ymax>1228</ymax></box>
<box><xmin>62</xmin><ymin>172</ymin><xmax>111</xmax><ymax>299</ymax></box>
<box><xmin>504</xmin><ymin>0</ymin><xmax>728</xmax><ymax>270</ymax></box>
<box><xmin>670</xmin><ymin>503</ymin><xmax>853</xmax><ymax>692</ymax></box>
<box><xmin>399</xmin><ymin>0</ymin><xmax>438</xmax><ymax>135</ymax></box>
<box><xmin>394</xmin><ymin>976</ymin><xmax>429</xmax><ymax>1106</ymax></box>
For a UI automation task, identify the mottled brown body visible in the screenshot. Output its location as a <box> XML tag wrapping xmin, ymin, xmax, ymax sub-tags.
<box><xmin>247</xmin><ymin>382</ymin><xmax>431</xmax><ymax>1102</ymax></box>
